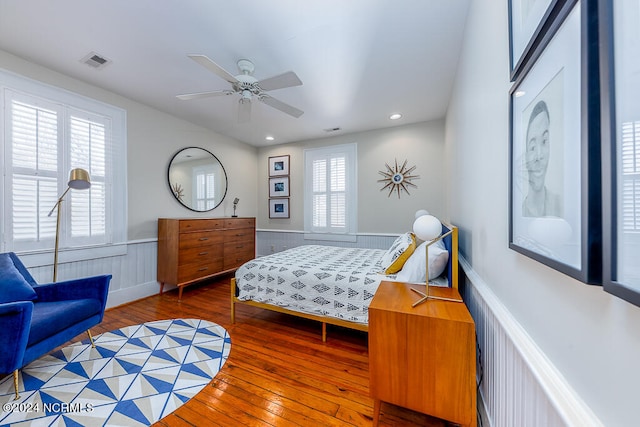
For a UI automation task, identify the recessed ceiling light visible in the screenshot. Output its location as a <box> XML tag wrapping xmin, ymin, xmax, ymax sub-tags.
<box><xmin>265</xmin><ymin>136</ymin><xmax>275</xmax><ymax>141</ymax></box>
<box><xmin>389</xmin><ymin>113</ymin><xmax>402</xmax><ymax>120</ymax></box>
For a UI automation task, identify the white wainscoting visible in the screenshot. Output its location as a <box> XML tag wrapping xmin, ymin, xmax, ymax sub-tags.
<box><xmin>24</xmin><ymin>239</ymin><xmax>160</xmax><ymax>309</ymax></box>
<box><xmin>256</xmin><ymin>229</ymin><xmax>397</xmax><ymax>256</ymax></box>
<box><xmin>460</xmin><ymin>257</ymin><xmax>603</xmax><ymax>427</ymax></box>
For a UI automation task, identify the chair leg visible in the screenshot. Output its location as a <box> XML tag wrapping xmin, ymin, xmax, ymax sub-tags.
<box><xmin>87</xmin><ymin>330</ymin><xmax>96</xmax><ymax>348</ymax></box>
<box><xmin>13</xmin><ymin>370</ymin><xmax>20</xmax><ymax>400</ymax></box>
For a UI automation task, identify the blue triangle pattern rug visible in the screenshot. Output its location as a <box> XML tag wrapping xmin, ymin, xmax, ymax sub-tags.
<box><xmin>0</xmin><ymin>318</ymin><xmax>231</xmax><ymax>426</ymax></box>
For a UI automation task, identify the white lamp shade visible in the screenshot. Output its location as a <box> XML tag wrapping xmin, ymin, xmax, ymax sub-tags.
<box><xmin>413</xmin><ymin>214</ymin><xmax>442</xmax><ymax>241</ymax></box>
<box><xmin>414</xmin><ymin>209</ymin><xmax>430</xmax><ymax>219</ymax></box>
<box><xmin>67</xmin><ymin>168</ymin><xmax>91</xmax><ymax>190</ymax></box>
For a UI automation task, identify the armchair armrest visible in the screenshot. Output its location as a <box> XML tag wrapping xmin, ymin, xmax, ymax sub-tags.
<box><xmin>34</xmin><ymin>275</ymin><xmax>112</xmax><ymax>310</ymax></box>
<box><xmin>0</xmin><ymin>301</ymin><xmax>33</xmax><ymax>374</ymax></box>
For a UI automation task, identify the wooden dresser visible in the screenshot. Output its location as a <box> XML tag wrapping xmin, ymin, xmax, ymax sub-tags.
<box><xmin>369</xmin><ymin>281</ymin><xmax>477</xmax><ymax>426</ymax></box>
<box><xmin>157</xmin><ymin>217</ymin><xmax>255</xmax><ymax>300</ymax></box>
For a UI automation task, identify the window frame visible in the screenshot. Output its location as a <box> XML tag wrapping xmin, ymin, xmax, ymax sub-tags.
<box><xmin>0</xmin><ymin>68</ymin><xmax>127</xmax><ymax>267</ymax></box>
<box><xmin>303</xmin><ymin>143</ymin><xmax>357</xmax><ymax>242</ymax></box>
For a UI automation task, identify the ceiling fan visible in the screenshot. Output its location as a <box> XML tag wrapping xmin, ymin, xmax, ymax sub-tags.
<box><xmin>177</xmin><ymin>55</ymin><xmax>304</xmax><ymax>123</ymax></box>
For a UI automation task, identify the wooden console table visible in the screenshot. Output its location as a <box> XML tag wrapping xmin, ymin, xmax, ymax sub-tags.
<box><xmin>368</xmin><ymin>281</ymin><xmax>477</xmax><ymax>426</ymax></box>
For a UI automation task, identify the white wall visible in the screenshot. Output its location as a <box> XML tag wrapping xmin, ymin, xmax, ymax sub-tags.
<box><xmin>446</xmin><ymin>2</ymin><xmax>640</xmax><ymax>426</ymax></box>
<box><xmin>257</xmin><ymin>120</ymin><xmax>446</xmax><ymax>235</ymax></box>
<box><xmin>0</xmin><ymin>49</ymin><xmax>259</xmax><ymax>242</ymax></box>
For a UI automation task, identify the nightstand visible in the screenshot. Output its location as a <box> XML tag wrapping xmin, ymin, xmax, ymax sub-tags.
<box><xmin>368</xmin><ymin>281</ymin><xmax>477</xmax><ymax>426</ymax></box>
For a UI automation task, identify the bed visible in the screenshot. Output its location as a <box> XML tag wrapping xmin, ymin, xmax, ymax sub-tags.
<box><xmin>230</xmin><ymin>223</ymin><xmax>458</xmax><ymax>341</ymax></box>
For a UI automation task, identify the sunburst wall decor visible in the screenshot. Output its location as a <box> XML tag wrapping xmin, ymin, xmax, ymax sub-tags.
<box><xmin>378</xmin><ymin>159</ymin><xmax>420</xmax><ymax>198</ymax></box>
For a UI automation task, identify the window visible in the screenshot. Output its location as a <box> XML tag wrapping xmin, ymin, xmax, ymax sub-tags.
<box><xmin>193</xmin><ymin>164</ymin><xmax>216</xmax><ymax>211</ymax></box>
<box><xmin>304</xmin><ymin>143</ymin><xmax>357</xmax><ymax>240</ymax></box>
<box><xmin>1</xmin><ymin>70</ymin><xmax>127</xmax><ymax>258</ymax></box>
<box><xmin>621</xmin><ymin>120</ymin><xmax>640</xmax><ymax>232</ymax></box>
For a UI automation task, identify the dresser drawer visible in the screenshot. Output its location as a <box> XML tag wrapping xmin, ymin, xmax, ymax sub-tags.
<box><xmin>223</xmin><ymin>246</ymin><xmax>254</xmax><ymax>270</ymax></box>
<box><xmin>224</xmin><ymin>218</ymin><xmax>255</xmax><ymax>229</ymax></box>
<box><xmin>179</xmin><ymin>231</ymin><xmax>223</xmax><ymax>249</ymax></box>
<box><xmin>178</xmin><ymin>258</ymin><xmax>223</xmax><ymax>283</ymax></box>
<box><xmin>223</xmin><ymin>228</ymin><xmax>255</xmax><ymax>243</ymax></box>
<box><xmin>178</xmin><ymin>245</ymin><xmax>223</xmax><ymax>266</ymax></box>
<box><xmin>179</xmin><ymin>219</ymin><xmax>224</xmax><ymax>232</ymax></box>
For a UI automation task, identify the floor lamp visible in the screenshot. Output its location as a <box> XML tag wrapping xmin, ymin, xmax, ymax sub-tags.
<box><xmin>47</xmin><ymin>168</ymin><xmax>91</xmax><ymax>282</ymax></box>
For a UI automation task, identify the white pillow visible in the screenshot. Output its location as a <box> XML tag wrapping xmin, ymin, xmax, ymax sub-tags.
<box><xmin>395</xmin><ymin>239</ymin><xmax>449</xmax><ymax>282</ymax></box>
<box><xmin>377</xmin><ymin>232</ymin><xmax>416</xmax><ymax>274</ymax></box>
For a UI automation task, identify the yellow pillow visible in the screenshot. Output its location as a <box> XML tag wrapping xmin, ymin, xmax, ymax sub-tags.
<box><xmin>379</xmin><ymin>232</ymin><xmax>417</xmax><ymax>274</ymax></box>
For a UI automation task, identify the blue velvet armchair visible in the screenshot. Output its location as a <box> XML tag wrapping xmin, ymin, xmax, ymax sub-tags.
<box><xmin>0</xmin><ymin>252</ymin><xmax>111</xmax><ymax>400</ymax></box>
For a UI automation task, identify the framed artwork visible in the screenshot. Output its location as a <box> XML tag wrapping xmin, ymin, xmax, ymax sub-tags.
<box><xmin>269</xmin><ymin>176</ymin><xmax>290</xmax><ymax>197</ymax></box>
<box><xmin>509</xmin><ymin>0</ymin><xmax>601</xmax><ymax>284</ymax></box>
<box><xmin>508</xmin><ymin>0</ymin><xmax>567</xmax><ymax>81</ymax></box>
<box><xmin>269</xmin><ymin>155</ymin><xmax>290</xmax><ymax>176</ymax></box>
<box><xmin>600</xmin><ymin>0</ymin><xmax>640</xmax><ymax>306</ymax></box>
<box><xmin>269</xmin><ymin>198</ymin><xmax>289</xmax><ymax>218</ymax></box>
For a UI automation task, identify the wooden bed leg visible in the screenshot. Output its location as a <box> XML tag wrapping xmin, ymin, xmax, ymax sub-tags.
<box><xmin>322</xmin><ymin>322</ymin><xmax>327</xmax><ymax>342</ymax></box>
<box><xmin>230</xmin><ymin>278</ymin><xmax>236</xmax><ymax>324</ymax></box>
<box><xmin>178</xmin><ymin>285</ymin><xmax>183</xmax><ymax>302</ymax></box>
<box><xmin>159</xmin><ymin>282</ymin><xmax>164</xmax><ymax>295</ymax></box>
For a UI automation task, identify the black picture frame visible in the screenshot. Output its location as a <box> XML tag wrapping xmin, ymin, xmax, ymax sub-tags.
<box><xmin>508</xmin><ymin>0</ymin><xmax>564</xmax><ymax>81</ymax></box>
<box><xmin>509</xmin><ymin>0</ymin><xmax>602</xmax><ymax>284</ymax></box>
<box><xmin>599</xmin><ymin>0</ymin><xmax>640</xmax><ymax>306</ymax></box>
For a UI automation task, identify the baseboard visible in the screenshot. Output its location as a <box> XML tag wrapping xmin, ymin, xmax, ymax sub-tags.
<box><xmin>105</xmin><ymin>280</ymin><xmax>159</xmax><ymax>309</ymax></box>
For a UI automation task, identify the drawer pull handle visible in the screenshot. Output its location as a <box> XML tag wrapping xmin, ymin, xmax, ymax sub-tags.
<box><xmin>236</xmin><ymin>233</ymin><xmax>244</xmax><ymax>237</ymax></box>
<box><xmin>236</xmin><ymin>245</ymin><xmax>244</xmax><ymax>249</ymax></box>
<box><xmin>199</xmin><ymin>252</ymin><xmax>209</xmax><ymax>256</ymax></box>
<box><xmin>198</xmin><ymin>267</ymin><xmax>208</xmax><ymax>272</ymax></box>
<box><xmin>199</xmin><ymin>237</ymin><xmax>209</xmax><ymax>241</ymax></box>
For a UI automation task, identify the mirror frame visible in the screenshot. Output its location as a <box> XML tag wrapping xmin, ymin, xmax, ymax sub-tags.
<box><xmin>167</xmin><ymin>146</ymin><xmax>228</xmax><ymax>212</ymax></box>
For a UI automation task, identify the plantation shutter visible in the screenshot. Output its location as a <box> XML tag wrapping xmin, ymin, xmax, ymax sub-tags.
<box><xmin>305</xmin><ymin>144</ymin><xmax>357</xmax><ymax>237</ymax></box>
<box><xmin>621</xmin><ymin>121</ymin><xmax>640</xmax><ymax>232</ymax></box>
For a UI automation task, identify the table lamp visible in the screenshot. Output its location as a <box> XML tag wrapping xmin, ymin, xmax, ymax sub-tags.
<box><xmin>47</xmin><ymin>168</ymin><xmax>91</xmax><ymax>282</ymax></box>
<box><xmin>411</xmin><ymin>212</ymin><xmax>461</xmax><ymax>306</ymax></box>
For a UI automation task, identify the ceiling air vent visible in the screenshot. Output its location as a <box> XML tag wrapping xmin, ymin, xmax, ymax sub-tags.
<box><xmin>80</xmin><ymin>52</ymin><xmax>111</xmax><ymax>69</ymax></box>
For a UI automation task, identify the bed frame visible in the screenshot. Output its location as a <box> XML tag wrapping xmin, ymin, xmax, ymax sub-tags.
<box><xmin>230</xmin><ymin>224</ymin><xmax>458</xmax><ymax>342</ymax></box>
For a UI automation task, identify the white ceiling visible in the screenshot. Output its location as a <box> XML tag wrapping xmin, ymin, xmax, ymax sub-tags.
<box><xmin>0</xmin><ymin>0</ymin><xmax>470</xmax><ymax>147</ymax></box>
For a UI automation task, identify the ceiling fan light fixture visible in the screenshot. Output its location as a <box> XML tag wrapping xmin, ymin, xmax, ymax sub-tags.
<box><xmin>241</xmin><ymin>89</ymin><xmax>252</xmax><ymax>101</ymax></box>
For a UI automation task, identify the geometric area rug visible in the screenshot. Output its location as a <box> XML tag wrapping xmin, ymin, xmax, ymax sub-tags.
<box><xmin>0</xmin><ymin>319</ymin><xmax>231</xmax><ymax>427</ymax></box>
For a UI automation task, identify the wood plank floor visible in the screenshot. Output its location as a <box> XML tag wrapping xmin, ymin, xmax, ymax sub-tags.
<box><xmin>95</xmin><ymin>275</ymin><xmax>452</xmax><ymax>427</ymax></box>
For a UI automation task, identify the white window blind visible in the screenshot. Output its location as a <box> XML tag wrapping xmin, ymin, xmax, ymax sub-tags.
<box><xmin>193</xmin><ymin>165</ymin><xmax>216</xmax><ymax>211</ymax></box>
<box><xmin>1</xmin><ymin>70</ymin><xmax>127</xmax><ymax>258</ymax></box>
<box><xmin>304</xmin><ymin>143</ymin><xmax>357</xmax><ymax>239</ymax></box>
<box><xmin>621</xmin><ymin>121</ymin><xmax>640</xmax><ymax>232</ymax></box>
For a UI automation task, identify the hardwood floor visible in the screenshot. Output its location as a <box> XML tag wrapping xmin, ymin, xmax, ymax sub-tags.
<box><xmin>96</xmin><ymin>275</ymin><xmax>450</xmax><ymax>427</ymax></box>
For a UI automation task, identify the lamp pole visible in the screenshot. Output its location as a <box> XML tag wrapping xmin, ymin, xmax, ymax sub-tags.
<box><xmin>47</xmin><ymin>168</ymin><xmax>91</xmax><ymax>282</ymax></box>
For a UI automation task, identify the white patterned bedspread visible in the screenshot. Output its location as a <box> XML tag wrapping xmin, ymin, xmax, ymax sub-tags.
<box><xmin>235</xmin><ymin>245</ymin><xmax>388</xmax><ymax>324</ymax></box>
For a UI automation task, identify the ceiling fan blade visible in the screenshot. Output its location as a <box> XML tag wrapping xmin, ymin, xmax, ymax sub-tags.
<box><xmin>257</xmin><ymin>71</ymin><xmax>302</xmax><ymax>91</ymax></box>
<box><xmin>188</xmin><ymin>54</ymin><xmax>239</xmax><ymax>84</ymax></box>
<box><xmin>259</xmin><ymin>95</ymin><xmax>304</xmax><ymax>118</ymax></box>
<box><xmin>176</xmin><ymin>90</ymin><xmax>234</xmax><ymax>100</ymax></box>
<box><xmin>238</xmin><ymin>99</ymin><xmax>251</xmax><ymax>123</ymax></box>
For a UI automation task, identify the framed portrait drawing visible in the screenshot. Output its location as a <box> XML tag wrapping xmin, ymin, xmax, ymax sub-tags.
<box><xmin>600</xmin><ymin>0</ymin><xmax>640</xmax><ymax>306</ymax></box>
<box><xmin>269</xmin><ymin>155</ymin><xmax>290</xmax><ymax>176</ymax></box>
<box><xmin>269</xmin><ymin>176</ymin><xmax>290</xmax><ymax>198</ymax></box>
<box><xmin>269</xmin><ymin>198</ymin><xmax>289</xmax><ymax>218</ymax></box>
<box><xmin>508</xmin><ymin>0</ymin><xmax>558</xmax><ymax>80</ymax></box>
<box><xmin>509</xmin><ymin>0</ymin><xmax>601</xmax><ymax>284</ymax></box>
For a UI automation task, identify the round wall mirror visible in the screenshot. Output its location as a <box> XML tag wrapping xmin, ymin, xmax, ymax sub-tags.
<box><xmin>167</xmin><ymin>147</ymin><xmax>228</xmax><ymax>212</ymax></box>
